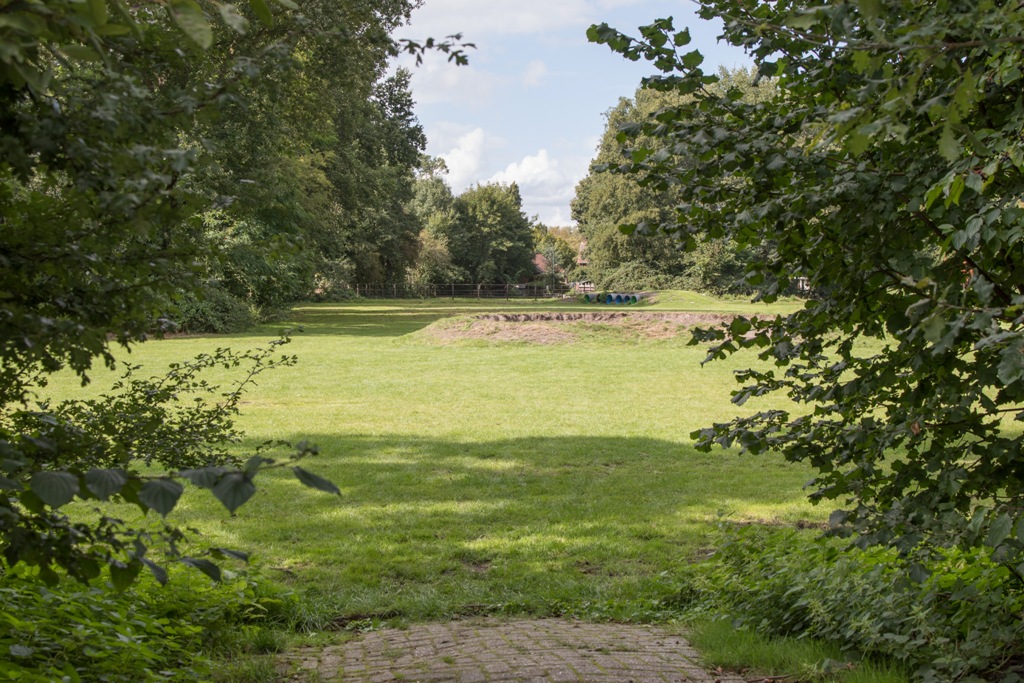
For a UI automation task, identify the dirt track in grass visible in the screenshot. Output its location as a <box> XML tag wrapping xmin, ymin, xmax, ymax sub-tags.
<box><xmin>418</xmin><ymin>312</ymin><xmax>736</xmax><ymax>345</ymax></box>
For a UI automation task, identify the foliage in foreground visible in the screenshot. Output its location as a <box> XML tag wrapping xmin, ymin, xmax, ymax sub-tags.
<box><xmin>672</xmin><ymin>526</ymin><xmax>1024</xmax><ymax>682</ymax></box>
<box><xmin>590</xmin><ymin>2</ymin><xmax>1024</xmax><ymax>565</ymax></box>
<box><xmin>1</xmin><ymin>335</ymin><xmax>341</xmax><ymax>588</ymax></box>
<box><xmin>0</xmin><ymin>568</ymin><xmax>297</xmax><ymax>683</ymax></box>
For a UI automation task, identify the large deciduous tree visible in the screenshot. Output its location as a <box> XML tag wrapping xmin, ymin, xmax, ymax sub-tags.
<box><xmin>572</xmin><ymin>69</ymin><xmax>776</xmax><ymax>293</ymax></box>
<box><xmin>589</xmin><ymin>3</ymin><xmax>1024</xmax><ymax>566</ymax></box>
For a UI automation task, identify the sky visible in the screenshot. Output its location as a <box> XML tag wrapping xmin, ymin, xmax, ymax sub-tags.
<box><xmin>392</xmin><ymin>1</ymin><xmax>750</xmax><ymax>226</ymax></box>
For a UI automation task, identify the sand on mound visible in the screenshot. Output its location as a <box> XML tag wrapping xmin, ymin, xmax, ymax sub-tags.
<box><xmin>419</xmin><ymin>311</ymin><xmax>735</xmax><ymax>344</ymax></box>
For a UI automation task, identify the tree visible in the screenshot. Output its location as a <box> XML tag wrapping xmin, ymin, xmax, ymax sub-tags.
<box><xmin>588</xmin><ymin>4</ymin><xmax>1024</xmax><ymax>568</ymax></box>
<box><xmin>572</xmin><ymin>90</ymin><xmax>688</xmax><ymax>289</ymax></box>
<box><xmin>407</xmin><ymin>159</ymin><xmax>465</xmax><ymax>286</ymax></box>
<box><xmin>0</xmin><ymin>0</ymin><xmax>469</xmax><ymax>586</ymax></box>
<box><xmin>532</xmin><ymin>224</ymin><xmax>578</xmax><ymax>286</ymax></box>
<box><xmin>573</xmin><ymin>69</ymin><xmax>777</xmax><ymax>293</ymax></box>
<box><xmin>445</xmin><ymin>182</ymin><xmax>537</xmax><ymax>284</ymax></box>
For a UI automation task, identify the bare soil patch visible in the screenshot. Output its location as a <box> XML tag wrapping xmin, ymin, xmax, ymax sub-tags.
<box><xmin>419</xmin><ymin>312</ymin><xmax>734</xmax><ymax>345</ymax></box>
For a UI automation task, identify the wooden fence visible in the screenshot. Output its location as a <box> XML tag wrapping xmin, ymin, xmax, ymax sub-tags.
<box><xmin>352</xmin><ymin>283</ymin><xmax>574</xmax><ymax>300</ymax></box>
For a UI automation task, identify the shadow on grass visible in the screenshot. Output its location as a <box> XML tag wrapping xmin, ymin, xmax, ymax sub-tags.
<box><xmin>172</xmin><ymin>433</ymin><xmax>821</xmax><ymax>621</ymax></box>
<box><xmin>258</xmin><ymin>301</ymin><xmax>599</xmax><ymax>338</ymax></box>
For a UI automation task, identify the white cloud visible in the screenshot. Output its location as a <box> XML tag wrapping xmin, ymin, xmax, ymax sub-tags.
<box><xmin>396</xmin><ymin>0</ymin><xmax>592</xmax><ymax>39</ymax></box>
<box><xmin>436</xmin><ymin>127</ymin><xmax>508</xmax><ymax>192</ymax></box>
<box><xmin>489</xmin><ymin>149</ymin><xmax>589</xmax><ymax>225</ymax></box>
<box><xmin>522</xmin><ymin>59</ymin><xmax>548</xmax><ymax>88</ymax></box>
<box><xmin>490</xmin><ymin>149</ymin><xmax>563</xmax><ymax>187</ymax></box>
<box><xmin>405</xmin><ymin>61</ymin><xmax>496</xmax><ymax>106</ymax></box>
<box><xmin>393</xmin><ymin>0</ymin><xmax>663</xmax><ymax>42</ymax></box>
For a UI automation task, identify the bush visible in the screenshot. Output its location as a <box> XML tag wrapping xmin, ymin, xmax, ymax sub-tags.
<box><xmin>670</xmin><ymin>526</ymin><xmax>1024</xmax><ymax>682</ymax></box>
<box><xmin>0</xmin><ymin>569</ymin><xmax>272</xmax><ymax>682</ymax></box>
<box><xmin>595</xmin><ymin>261</ymin><xmax>684</xmax><ymax>291</ymax></box>
<box><xmin>171</xmin><ymin>285</ymin><xmax>256</xmax><ymax>334</ymax></box>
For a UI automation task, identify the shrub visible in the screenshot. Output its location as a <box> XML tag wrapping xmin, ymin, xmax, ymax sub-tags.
<box><xmin>595</xmin><ymin>261</ymin><xmax>683</xmax><ymax>291</ymax></box>
<box><xmin>0</xmin><ymin>568</ymin><xmax>297</xmax><ymax>682</ymax></box>
<box><xmin>171</xmin><ymin>285</ymin><xmax>256</xmax><ymax>334</ymax></box>
<box><xmin>670</xmin><ymin>526</ymin><xmax>1024</xmax><ymax>682</ymax></box>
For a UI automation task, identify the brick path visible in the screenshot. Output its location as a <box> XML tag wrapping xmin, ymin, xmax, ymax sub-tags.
<box><xmin>278</xmin><ymin>618</ymin><xmax>746</xmax><ymax>682</ymax></box>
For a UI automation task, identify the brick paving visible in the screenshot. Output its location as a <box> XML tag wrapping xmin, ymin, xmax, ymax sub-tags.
<box><xmin>278</xmin><ymin>619</ymin><xmax>746</xmax><ymax>683</ymax></box>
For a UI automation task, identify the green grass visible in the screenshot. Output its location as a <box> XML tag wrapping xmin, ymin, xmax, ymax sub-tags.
<box><xmin>50</xmin><ymin>293</ymin><xmax>817</xmax><ymax>622</ymax></box>
<box><xmin>687</xmin><ymin>619</ymin><xmax>910</xmax><ymax>683</ymax></box>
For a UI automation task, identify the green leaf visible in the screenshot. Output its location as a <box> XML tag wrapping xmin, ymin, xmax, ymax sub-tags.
<box><xmin>681</xmin><ymin>50</ymin><xmax>704</xmax><ymax>70</ymax></box>
<box><xmin>987</xmin><ymin>513</ymin><xmax>1014</xmax><ymax>548</ymax></box>
<box><xmin>922</xmin><ymin>315</ymin><xmax>946</xmax><ymax>343</ymax></box>
<box><xmin>181</xmin><ymin>557</ymin><xmax>222</xmax><ymax>582</ymax></box>
<box><xmin>211</xmin><ymin>472</ymin><xmax>256</xmax><ymax>514</ymax></box>
<box><xmin>292</xmin><ymin>467</ymin><xmax>341</xmax><ymax>496</ymax></box>
<box><xmin>964</xmin><ymin>172</ymin><xmax>983</xmax><ymax>194</ymax></box>
<box><xmin>138</xmin><ymin>479</ymin><xmax>184</xmax><ymax>517</ymax></box>
<box><xmin>84</xmin><ymin>468</ymin><xmax>127</xmax><ymax>500</ymax></box>
<box><xmin>88</xmin><ymin>0</ymin><xmax>108</xmax><ymax>26</ymax></box>
<box><xmin>0</xmin><ymin>476</ymin><xmax>22</xmax><ymax>492</ymax></box>
<box><xmin>169</xmin><ymin>0</ymin><xmax>213</xmax><ymax>49</ymax></box>
<box><xmin>673</xmin><ymin>29</ymin><xmax>691</xmax><ymax>47</ymax></box>
<box><xmin>141</xmin><ymin>558</ymin><xmax>168</xmax><ymax>586</ymax></box>
<box><xmin>62</xmin><ymin>45</ymin><xmax>103</xmax><ymax>62</ymax></box>
<box><xmin>855</xmin><ymin>0</ymin><xmax>881</xmax><ymax>19</ymax></box>
<box><xmin>37</xmin><ymin>564</ymin><xmax>59</xmax><ymax>587</ymax></box>
<box><xmin>846</xmin><ymin>131</ymin><xmax>870</xmax><ymax>156</ymax></box>
<box><xmin>118</xmin><ymin>478</ymin><xmax>147</xmax><ymax>513</ymax></box>
<box><xmin>828</xmin><ymin>509</ymin><xmax>849</xmax><ymax>527</ymax></box>
<box><xmin>923</xmin><ymin>179</ymin><xmax>948</xmax><ymax>210</ymax></box>
<box><xmin>939</xmin><ymin>122</ymin><xmax>960</xmax><ymax>161</ymax></box>
<box><xmin>211</xmin><ymin>547</ymin><xmax>250</xmax><ymax>562</ymax></box>
<box><xmin>19</xmin><ymin>489</ymin><xmax>46</xmax><ymax>515</ymax></box>
<box><xmin>908</xmin><ymin>562</ymin><xmax>931</xmax><ymax>583</ymax></box>
<box><xmin>945</xmin><ymin>175</ymin><xmax>965</xmax><ymax>207</ymax></box>
<box><xmin>785</xmin><ymin>11</ymin><xmax>819</xmax><ymax>29</ymax></box>
<box><xmin>94</xmin><ymin>23</ymin><xmax>131</xmax><ymax>35</ymax></box>
<box><xmin>179</xmin><ymin>466</ymin><xmax>229</xmax><ymax>488</ymax></box>
<box><xmin>248</xmin><ymin>0</ymin><xmax>274</xmax><ymax>25</ymax></box>
<box><xmin>997</xmin><ymin>341</ymin><xmax>1024</xmax><ymax>385</ymax></box>
<box><xmin>215</xmin><ymin>2</ymin><xmax>248</xmax><ymax>33</ymax></box>
<box><xmin>109</xmin><ymin>560</ymin><xmax>141</xmax><ymax>591</ymax></box>
<box><xmin>31</xmin><ymin>472</ymin><xmax>80</xmax><ymax>508</ymax></box>
<box><xmin>244</xmin><ymin>455</ymin><xmax>271</xmax><ymax>475</ymax></box>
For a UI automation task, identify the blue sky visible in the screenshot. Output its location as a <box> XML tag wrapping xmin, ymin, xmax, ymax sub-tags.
<box><xmin>392</xmin><ymin>1</ymin><xmax>749</xmax><ymax>225</ymax></box>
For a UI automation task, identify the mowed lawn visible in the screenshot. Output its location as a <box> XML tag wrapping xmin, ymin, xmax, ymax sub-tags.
<box><xmin>51</xmin><ymin>293</ymin><xmax>823</xmax><ymax>622</ymax></box>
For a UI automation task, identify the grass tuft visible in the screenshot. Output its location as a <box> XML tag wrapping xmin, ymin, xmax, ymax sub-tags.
<box><xmin>687</xmin><ymin>618</ymin><xmax>910</xmax><ymax>682</ymax></box>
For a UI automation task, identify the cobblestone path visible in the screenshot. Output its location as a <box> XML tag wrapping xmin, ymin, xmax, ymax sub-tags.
<box><xmin>279</xmin><ymin>618</ymin><xmax>746</xmax><ymax>683</ymax></box>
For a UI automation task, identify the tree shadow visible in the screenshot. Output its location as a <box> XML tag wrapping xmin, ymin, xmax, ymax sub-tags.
<box><xmin>250</xmin><ymin>301</ymin><xmax>598</xmax><ymax>338</ymax></box>
<box><xmin>172</xmin><ymin>433</ymin><xmax>822</xmax><ymax>620</ymax></box>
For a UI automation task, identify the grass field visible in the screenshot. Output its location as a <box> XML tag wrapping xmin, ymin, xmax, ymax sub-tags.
<box><xmin>51</xmin><ymin>293</ymin><xmax>824</xmax><ymax>626</ymax></box>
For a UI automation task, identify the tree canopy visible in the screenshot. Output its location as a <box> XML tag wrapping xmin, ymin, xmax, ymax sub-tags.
<box><xmin>589</xmin><ymin>2</ymin><xmax>1024</xmax><ymax>568</ymax></box>
<box><xmin>0</xmin><ymin>0</ymin><xmax>468</xmax><ymax>587</ymax></box>
<box><xmin>572</xmin><ymin>69</ymin><xmax>777</xmax><ymax>293</ymax></box>
<box><xmin>408</xmin><ymin>176</ymin><xmax>538</xmax><ymax>285</ymax></box>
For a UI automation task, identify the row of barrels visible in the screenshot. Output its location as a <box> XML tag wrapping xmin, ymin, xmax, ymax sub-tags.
<box><xmin>581</xmin><ymin>292</ymin><xmax>654</xmax><ymax>305</ymax></box>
